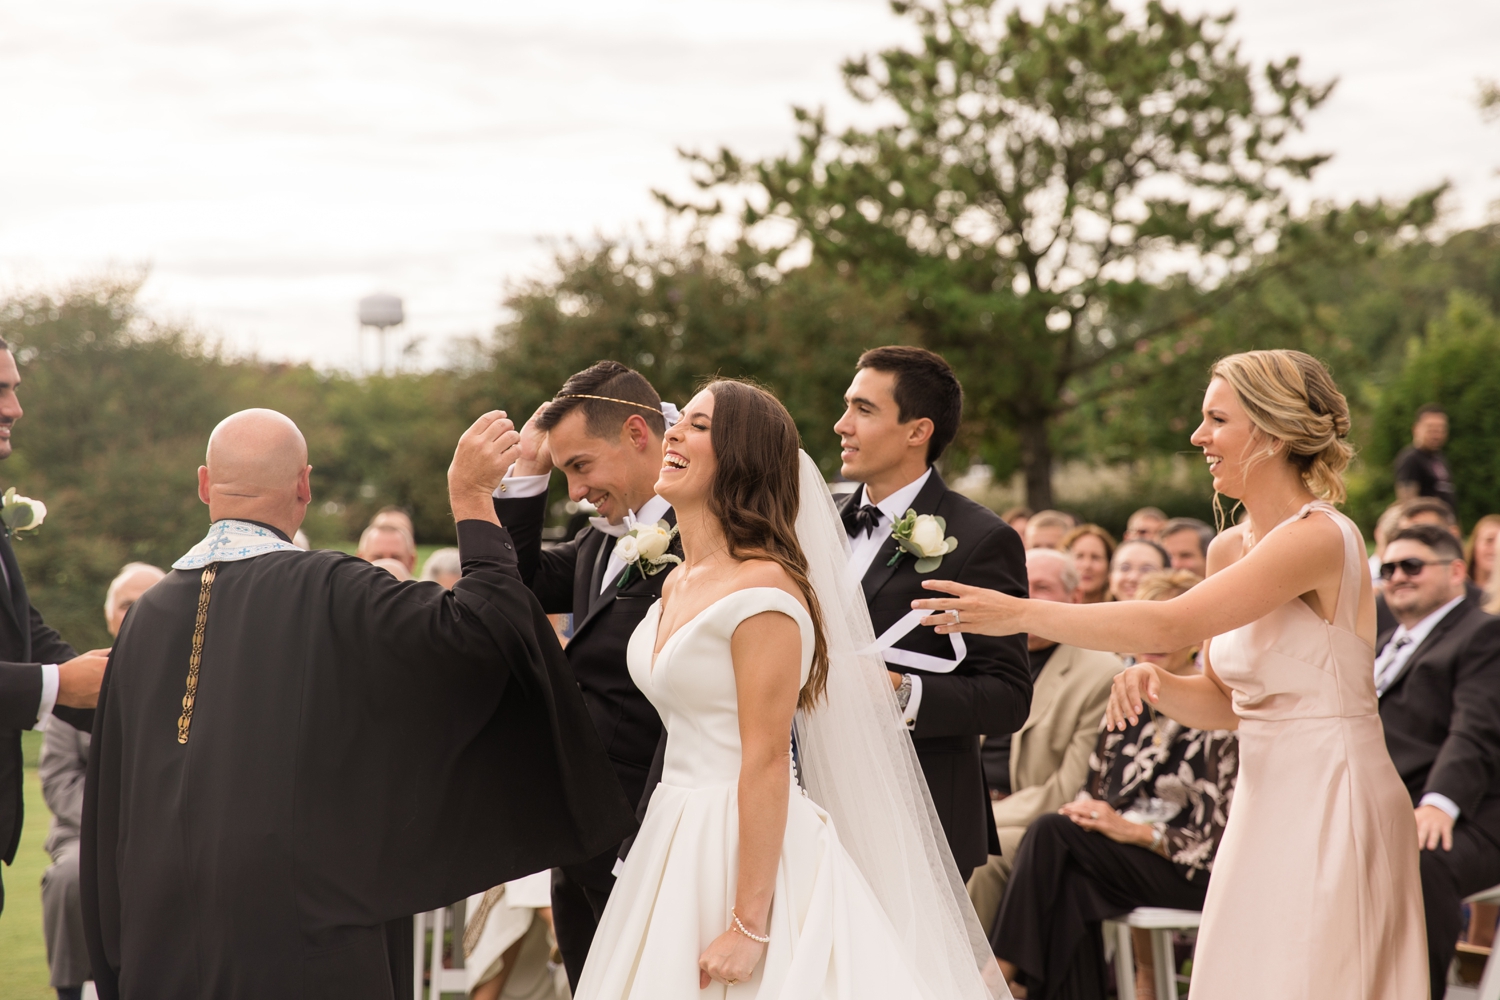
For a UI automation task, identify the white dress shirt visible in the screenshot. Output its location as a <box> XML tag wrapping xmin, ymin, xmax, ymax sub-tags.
<box><xmin>846</xmin><ymin>468</ymin><xmax>934</xmax><ymax>728</ymax></box>
<box><xmin>495</xmin><ymin>467</ymin><xmax>672</xmax><ymax>593</ymax></box>
<box><xmin>1374</xmin><ymin>593</ymin><xmax>1467</xmax><ymax>819</ymax></box>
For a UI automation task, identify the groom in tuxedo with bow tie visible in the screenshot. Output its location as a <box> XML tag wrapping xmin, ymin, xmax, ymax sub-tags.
<box><xmin>492</xmin><ymin>360</ymin><xmax>679</xmax><ymax>988</ymax></box>
<box><xmin>834</xmin><ymin>346</ymin><xmax>1032</xmax><ymax>879</ymax></box>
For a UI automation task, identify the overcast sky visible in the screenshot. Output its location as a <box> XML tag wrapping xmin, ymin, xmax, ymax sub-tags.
<box><xmin>1</xmin><ymin>0</ymin><xmax>1496</xmax><ymax>369</ymax></box>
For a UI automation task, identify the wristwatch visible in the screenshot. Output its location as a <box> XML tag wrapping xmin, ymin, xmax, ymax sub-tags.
<box><xmin>895</xmin><ymin>673</ymin><xmax>913</xmax><ymax>711</ymax></box>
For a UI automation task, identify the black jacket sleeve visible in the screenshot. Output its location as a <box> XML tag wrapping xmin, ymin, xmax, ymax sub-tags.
<box><xmin>911</xmin><ymin>520</ymin><xmax>1032</xmax><ymax>740</ymax></box>
<box><xmin>495</xmin><ymin>491</ymin><xmax>582</xmax><ymax>614</ymax></box>
<box><xmin>0</xmin><ymin>661</ymin><xmax>43</xmax><ymax>730</ymax></box>
<box><xmin>1426</xmin><ymin>616</ymin><xmax>1500</xmax><ymax>816</ymax></box>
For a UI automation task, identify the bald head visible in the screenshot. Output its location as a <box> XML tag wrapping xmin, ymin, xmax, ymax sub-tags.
<box><xmin>198</xmin><ymin>409</ymin><xmax>312</xmax><ymax>537</ymax></box>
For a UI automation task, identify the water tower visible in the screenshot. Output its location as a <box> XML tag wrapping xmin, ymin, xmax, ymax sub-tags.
<box><xmin>357</xmin><ymin>293</ymin><xmax>404</xmax><ymax>374</ymax></box>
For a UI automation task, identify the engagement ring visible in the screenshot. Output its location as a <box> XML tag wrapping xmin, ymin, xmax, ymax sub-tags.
<box><xmin>1090</xmin><ymin>810</ymin><xmax>1099</xmax><ymax>819</ymax></box>
<box><xmin>949</xmin><ymin>609</ymin><xmax>961</xmax><ymax>625</ymax></box>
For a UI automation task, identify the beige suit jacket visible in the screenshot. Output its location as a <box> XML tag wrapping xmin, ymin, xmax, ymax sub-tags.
<box><xmin>992</xmin><ymin>643</ymin><xmax>1124</xmax><ymax>832</ymax></box>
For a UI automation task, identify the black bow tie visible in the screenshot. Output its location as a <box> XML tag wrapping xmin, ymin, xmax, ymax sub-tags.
<box><xmin>842</xmin><ymin>503</ymin><xmax>884</xmax><ymax>539</ymax></box>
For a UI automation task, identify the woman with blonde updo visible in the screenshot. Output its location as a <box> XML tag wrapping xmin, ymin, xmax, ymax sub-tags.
<box><xmin>913</xmin><ymin>349</ymin><xmax>1426</xmax><ymax>998</ymax></box>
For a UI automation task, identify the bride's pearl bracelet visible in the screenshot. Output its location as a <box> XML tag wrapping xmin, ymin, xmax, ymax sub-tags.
<box><xmin>732</xmin><ymin>910</ymin><xmax>770</xmax><ymax>944</ymax></box>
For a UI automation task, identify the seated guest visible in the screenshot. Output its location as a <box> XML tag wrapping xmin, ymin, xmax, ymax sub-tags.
<box><xmin>463</xmin><ymin>871</ymin><xmax>568</xmax><ymax>1000</ymax></box>
<box><xmin>357</xmin><ymin>521</ymin><xmax>417</xmax><ymax>574</ymax></box>
<box><xmin>1062</xmin><ymin>525</ymin><xmax>1115</xmax><ymax>604</ymax></box>
<box><xmin>1399</xmin><ymin>496</ymin><xmax>1462</xmax><ymax>540</ymax></box>
<box><xmin>1370</xmin><ymin>501</ymin><xmax>1406</xmax><ymax>586</ymax></box>
<box><xmin>1122</xmin><ymin>506</ymin><xmax>1167</xmax><ymax>542</ymax></box>
<box><xmin>421</xmin><ymin>546</ymin><xmax>462</xmax><ymax>589</ymax></box>
<box><xmin>1107</xmin><ymin>539</ymin><xmax>1167</xmax><ymax>602</ymax></box>
<box><xmin>1374</xmin><ymin>525</ymin><xmax>1500</xmax><ymax>1000</ymax></box>
<box><xmin>991</xmin><ymin>570</ymin><xmax>1238</xmax><ymax>1000</ymax></box>
<box><xmin>1024</xmin><ymin>510</ymin><xmax>1075</xmax><ymax>550</ymax></box>
<box><xmin>968</xmin><ymin>549</ymin><xmax>1123</xmax><ymax>930</ymax></box>
<box><xmin>370</xmin><ymin>557</ymin><xmax>412</xmax><ymax>581</ymax></box>
<box><xmin>372</xmin><ymin>504</ymin><xmax>416</xmax><ymax>540</ymax></box>
<box><xmin>1003</xmin><ymin>506</ymin><xmax>1034</xmax><ymax>536</ymax></box>
<box><xmin>41</xmin><ymin>562</ymin><xmax>164</xmax><ymax>1000</ymax></box>
<box><xmin>1466</xmin><ymin>514</ymin><xmax>1500</xmax><ymax>591</ymax></box>
<box><xmin>1156</xmin><ymin>518</ymin><xmax>1213</xmax><ymax>579</ymax></box>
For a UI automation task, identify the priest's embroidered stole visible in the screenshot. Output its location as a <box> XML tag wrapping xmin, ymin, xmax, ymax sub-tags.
<box><xmin>178</xmin><ymin>562</ymin><xmax>218</xmax><ymax>744</ymax></box>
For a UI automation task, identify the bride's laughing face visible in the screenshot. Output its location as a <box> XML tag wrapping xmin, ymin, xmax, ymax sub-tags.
<box><xmin>655</xmin><ymin>389</ymin><xmax>718</xmax><ymax>505</ymax></box>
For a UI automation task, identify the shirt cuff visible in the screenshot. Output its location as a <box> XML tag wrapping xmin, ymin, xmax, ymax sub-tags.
<box><xmin>35</xmin><ymin>663</ymin><xmax>59</xmax><ymax>730</ymax></box>
<box><xmin>900</xmin><ymin>674</ymin><xmax>923</xmax><ymax>730</ymax></box>
<box><xmin>492</xmin><ymin>464</ymin><xmax>551</xmax><ymax>498</ymax></box>
<box><xmin>1420</xmin><ymin>792</ymin><xmax>1461</xmax><ymax>821</ymax></box>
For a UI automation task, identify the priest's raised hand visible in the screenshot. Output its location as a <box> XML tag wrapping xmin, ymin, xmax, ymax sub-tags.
<box><xmin>80</xmin><ymin>408</ymin><xmax>636</xmax><ymax>1000</ymax></box>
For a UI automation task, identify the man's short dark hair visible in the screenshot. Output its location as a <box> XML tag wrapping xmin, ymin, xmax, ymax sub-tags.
<box><xmin>538</xmin><ymin>361</ymin><xmax>665</xmax><ymax>439</ymax></box>
<box><xmin>856</xmin><ymin>346</ymin><xmax>962</xmax><ymax>464</ymax></box>
<box><xmin>1400</xmin><ymin>497</ymin><xmax>1457</xmax><ymax>527</ymax></box>
<box><xmin>1388</xmin><ymin>524</ymin><xmax>1464</xmax><ymax>563</ymax></box>
<box><xmin>1415</xmin><ymin>404</ymin><xmax>1446</xmax><ymax>420</ymax></box>
<box><xmin>1159</xmin><ymin>517</ymin><xmax>1215</xmax><ymax>556</ymax></box>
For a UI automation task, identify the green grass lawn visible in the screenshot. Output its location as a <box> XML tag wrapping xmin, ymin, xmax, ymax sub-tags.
<box><xmin>0</xmin><ymin>730</ymin><xmax>55</xmax><ymax>998</ymax></box>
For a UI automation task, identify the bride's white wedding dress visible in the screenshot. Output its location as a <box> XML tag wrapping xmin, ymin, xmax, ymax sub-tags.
<box><xmin>575</xmin><ymin>587</ymin><xmax>932</xmax><ymax>998</ymax></box>
<box><xmin>574</xmin><ymin>453</ymin><xmax>1005</xmax><ymax>1000</ymax></box>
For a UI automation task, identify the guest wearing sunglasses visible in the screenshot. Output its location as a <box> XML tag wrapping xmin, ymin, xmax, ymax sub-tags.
<box><xmin>1376</xmin><ymin>524</ymin><xmax>1500</xmax><ymax>1000</ymax></box>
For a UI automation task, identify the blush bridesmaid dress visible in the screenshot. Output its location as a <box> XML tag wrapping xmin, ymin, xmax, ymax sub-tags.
<box><xmin>1191</xmin><ymin>501</ymin><xmax>1427</xmax><ymax>998</ymax></box>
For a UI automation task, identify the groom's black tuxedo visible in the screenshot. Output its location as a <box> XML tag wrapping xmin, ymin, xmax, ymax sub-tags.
<box><xmin>1377</xmin><ymin>595</ymin><xmax>1500</xmax><ymax>998</ymax></box>
<box><xmin>0</xmin><ymin>528</ymin><xmax>89</xmax><ymax>915</ymax></box>
<box><xmin>495</xmin><ymin>489</ymin><xmax>673</xmax><ymax>986</ymax></box>
<box><xmin>837</xmin><ymin>472</ymin><xmax>1031</xmax><ymax>875</ymax></box>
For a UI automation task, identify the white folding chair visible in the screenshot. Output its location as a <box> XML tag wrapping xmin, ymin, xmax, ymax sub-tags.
<box><xmin>1447</xmin><ymin>883</ymin><xmax>1500</xmax><ymax>1000</ymax></box>
<box><xmin>413</xmin><ymin>902</ymin><xmax>469</xmax><ymax>1000</ymax></box>
<box><xmin>1104</xmin><ymin>906</ymin><xmax>1202</xmax><ymax>1000</ymax></box>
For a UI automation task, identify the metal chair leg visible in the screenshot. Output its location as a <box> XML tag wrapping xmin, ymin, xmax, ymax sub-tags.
<box><xmin>1151</xmin><ymin>928</ymin><xmax>1177</xmax><ymax>1000</ymax></box>
<box><xmin>412</xmin><ymin>912</ymin><xmax>427</xmax><ymax>1000</ymax></box>
<box><xmin>1112</xmin><ymin>921</ymin><xmax>1138</xmax><ymax>1000</ymax></box>
<box><xmin>428</xmin><ymin>907</ymin><xmax>445</xmax><ymax>1000</ymax></box>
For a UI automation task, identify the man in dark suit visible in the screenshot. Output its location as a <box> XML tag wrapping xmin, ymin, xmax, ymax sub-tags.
<box><xmin>0</xmin><ymin>339</ymin><xmax>107</xmax><ymax>917</ymax></box>
<box><xmin>833</xmin><ymin>346</ymin><xmax>1032</xmax><ymax>878</ymax></box>
<box><xmin>1375</xmin><ymin>524</ymin><xmax>1500</xmax><ymax>1000</ymax></box>
<box><xmin>492</xmin><ymin>360</ymin><xmax>677</xmax><ymax>988</ymax></box>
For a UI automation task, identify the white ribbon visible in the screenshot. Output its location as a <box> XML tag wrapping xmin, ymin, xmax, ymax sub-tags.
<box><xmin>659</xmin><ymin>401</ymin><xmax>682</xmax><ymax>429</ymax></box>
<box><xmin>865</xmin><ymin>609</ymin><xmax>967</xmax><ymax>674</ymax></box>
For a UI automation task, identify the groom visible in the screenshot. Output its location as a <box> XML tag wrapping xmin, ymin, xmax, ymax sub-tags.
<box><xmin>835</xmin><ymin>346</ymin><xmax>1031</xmax><ymax>879</ymax></box>
<box><xmin>493</xmin><ymin>360</ymin><xmax>678</xmax><ymax>988</ymax></box>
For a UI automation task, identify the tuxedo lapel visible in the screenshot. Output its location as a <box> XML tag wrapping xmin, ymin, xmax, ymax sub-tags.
<box><xmin>859</xmin><ymin>471</ymin><xmax>947</xmax><ymax>605</ymax></box>
<box><xmin>1383</xmin><ymin>598</ymin><xmax>1472</xmax><ymax>698</ymax></box>
<box><xmin>573</xmin><ymin>507</ymin><xmax>678</xmax><ymax>638</ymax></box>
<box><xmin>0</xmin><ymin>531</ymin><xmax>25</xmax><ymax>647</ymax></box>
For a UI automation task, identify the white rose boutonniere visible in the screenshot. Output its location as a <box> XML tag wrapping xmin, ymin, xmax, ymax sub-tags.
<box><xmin>888</xmin><ymin>509</ymin><xmax>958</xmax><ymax>573</ymax></box>
<box><xmin>1</xmin><ymin>488</ymin><xmax>47</xmax><ymax>539</ymax></box>
<box><xmin>614</xmin><ymin>519</ymin><xmax>681</xmax><ymax>588</ymax></box>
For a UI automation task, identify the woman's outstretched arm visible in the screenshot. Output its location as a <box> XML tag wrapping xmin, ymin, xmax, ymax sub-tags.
<box><xmin>912</xmin><ymin>513</ymin><xmax>1350</xmax><ymax>654</ymax></box>
<box><xmin>697</xmin><ymin>608</ymin><xmax>803</xmax><ymax>989</ymax></box>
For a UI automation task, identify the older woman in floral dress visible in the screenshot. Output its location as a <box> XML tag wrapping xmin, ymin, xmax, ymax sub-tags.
<box><xmin>991</xmin><ymin>571</ymin><xmax>1237</xmax><ymax>1000</ymax></box>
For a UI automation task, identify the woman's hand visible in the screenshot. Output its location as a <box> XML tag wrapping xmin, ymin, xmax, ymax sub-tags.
<box><xmin>912</xmin><ymin>580</ymin><xmax>1026</xmax><ymax>636</ymax></box>
<box><xmin>1105</xmin><ymin>664</ymin><xmax>1162</xmax><ymax>731</ymax></box>
<box><xmin>1060</xmin><ymin>798</ymin><xmax>1154</xmax><ymax>847</ymax></box>
<box><xmin>699</xmin><ymin>927</ymin><xmax>765</xmax><ymax>989</ymax></box>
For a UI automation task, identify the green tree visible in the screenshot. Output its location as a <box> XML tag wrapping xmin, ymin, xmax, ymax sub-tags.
<box><xmin>488</xmin><ymin>238</ymin><xmax>915</xmax><ymax>475</ymax></box>
<box><xmin>668</xmin><ymin>0</ymin><xmax>1334</xmax><ymax>508</ymax></box>
<box><xmin>1357</xmin><ymin>291</ymin><xmax>1500</xmax><ymax>530</ymax></box>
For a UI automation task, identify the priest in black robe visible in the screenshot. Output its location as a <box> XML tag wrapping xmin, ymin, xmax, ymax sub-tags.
<box><xmin>80</xmin><ymin>408</ymin><xmax>635</xmax><ymax>1000</ymax></box>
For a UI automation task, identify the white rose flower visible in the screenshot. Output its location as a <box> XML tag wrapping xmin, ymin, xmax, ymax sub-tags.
<box><xmin>910</xmin><ymin>516</ymin><xmax>948</xmax><ymax>557</ymax></box>
<box><xmin>635</xmin><ymin>524</ymin><xmax>672</xmax><ymax>562</ymax></box>
<box><xmin>21</xmin><ymin>498</ymin><xmax>45</xmax><ymax>530</ymax></box>
<box><xmin>614</xmin><ymin>535</ymin><xmax>640</xmax><ymax>563</ymax></box>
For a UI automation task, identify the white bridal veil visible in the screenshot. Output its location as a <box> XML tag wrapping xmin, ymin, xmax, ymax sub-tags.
<box><xmin>791</xmin><ymin>452</ymin><xmax>1008</xmax><ymax>999</ymax></box>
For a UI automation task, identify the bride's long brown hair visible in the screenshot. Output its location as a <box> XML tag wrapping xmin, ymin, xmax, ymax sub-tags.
<box><xmin>702</xmin><ymin>379</ymin><xmax>830</xmax><ymax>710</ymax></box>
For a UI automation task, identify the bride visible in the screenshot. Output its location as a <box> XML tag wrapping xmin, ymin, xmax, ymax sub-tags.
<box><xmin>573</xmin><ymin>379</ymin><xmax>1005</xmax><ymax>999</ymax></box>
